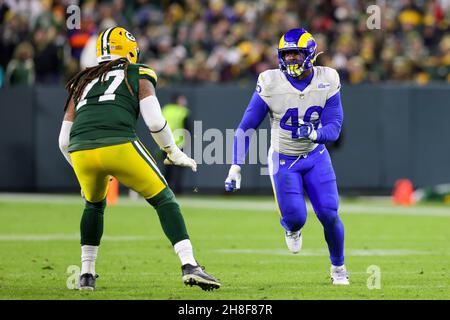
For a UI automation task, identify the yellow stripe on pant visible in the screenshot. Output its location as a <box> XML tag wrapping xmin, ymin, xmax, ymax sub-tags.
<box><xmin>268</xmin><ymin>147</ymin><xmax>282</xmax><ymax>217</ymax></box>
<box><xmin>70</xmin><ymin>141</ymin><xmax>166</xmax><ymax>203</ymax></box>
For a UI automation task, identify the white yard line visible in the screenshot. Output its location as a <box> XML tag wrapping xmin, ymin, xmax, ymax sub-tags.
<box><xmin>215</xmin><ymin>248</ymin><xmax>440</xmax><ymax>256</ymax></box>
<box><xmin>0</xmin><ymin>193</ymin><xmax>449</xmax><ymax>217</ymax></box>
<box><xmin>1</xmin><ymin>233</ymin><xmax>446</xmax><ymax>242</ymax></box>
<box><xmin>0</xmin><ymin>234</ymin><xmax>158</xmax><ymax>241</ymax></box>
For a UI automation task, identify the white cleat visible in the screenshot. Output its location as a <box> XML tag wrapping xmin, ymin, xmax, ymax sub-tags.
<box><xmin>330</xmin><ymin>265</ymin><xmax>350</xmax><ymax>285</ymax></box>
<box><xmin>285</xmin><ymin>230</ymin><xmax>302</xmax><ymax>254</ymax></box>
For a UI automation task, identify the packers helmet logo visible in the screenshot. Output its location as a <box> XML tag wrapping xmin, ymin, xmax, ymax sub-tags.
<box><xmin>125</xmin><ymin>31</ymin><xmax>136</xmax><ymax>41</ymax></box>
<box><xmin>96</xmin><ymin>27</ymin><xmax>139</xmax><ymax>64</ymax></box>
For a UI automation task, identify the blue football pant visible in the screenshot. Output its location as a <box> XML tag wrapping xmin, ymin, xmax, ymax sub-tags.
<box><xmin>268</xmin><ymin>145</ymin><xmax>345</xmax><ymax>266</ymax></box>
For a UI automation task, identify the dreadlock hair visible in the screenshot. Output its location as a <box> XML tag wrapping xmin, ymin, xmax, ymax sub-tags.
<box><xmin>64</xmin><ymin>58</ymin><xmax>134</xmax><ymax>111</ymax></box>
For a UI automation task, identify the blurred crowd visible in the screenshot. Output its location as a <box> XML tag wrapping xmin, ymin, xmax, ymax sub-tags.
<box><xmin>0</xmin><ymin>0</ymin><xmax>449</xmax><ymax>87</ymax></box>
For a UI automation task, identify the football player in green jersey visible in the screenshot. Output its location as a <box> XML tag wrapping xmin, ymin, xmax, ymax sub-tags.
<box><xmin>58</xmin><ymin>27</ymin><xmax>220</xmax><ymax>291</ymax></box>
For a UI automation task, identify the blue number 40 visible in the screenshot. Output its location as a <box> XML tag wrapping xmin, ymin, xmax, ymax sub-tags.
<box><xmin>279</xmin><ymin>106</ymin><xmax>323</xmax><ymax>138</ymax></box>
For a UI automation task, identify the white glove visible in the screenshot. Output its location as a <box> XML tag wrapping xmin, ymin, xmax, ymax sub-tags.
<box><xmin>163</xmin><ymin>146</ymin><xmax>197</xmax><ymax>172</ymax></box>
<box><xmin>225</xmin><ymin>165</ymin><xmax>241</xmax><ymax>192</ymax></box>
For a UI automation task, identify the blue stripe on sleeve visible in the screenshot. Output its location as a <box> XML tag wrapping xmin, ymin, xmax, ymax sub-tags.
<box><xmin>233</xmin><ymin>92</ymin><xmax>269</xmax><ymax>165</ymax></box>
<box><xmin>315</xmin><ymin>91</ymin><xmax>343</xmax><ymax>144</ymax></box>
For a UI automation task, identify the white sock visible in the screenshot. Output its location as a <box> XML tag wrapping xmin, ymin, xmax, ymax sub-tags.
<box><xmin>331</xmin><ymin>264</ymin><xmax>345</xmax><ymax>271</ymax></box>
<box><xmin>81</xmin><ymin>245</ymin><xmax>98</xmax><ymax>275</ymax></box>
<box><xmin>174</xmin><ymin>239</ymin><xmax>197</xmax><ymax>266</ymax></box>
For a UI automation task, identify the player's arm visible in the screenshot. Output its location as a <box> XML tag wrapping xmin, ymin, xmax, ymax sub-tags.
<box><xmin>298</xmin><ymin>69</ymin><xmax>343</xmax><ymax>143</ymax></box>
<box><xmin>298</xmin><ymin>91</ymin><xmax>343</xmax><ymax>143</ymax></box>
<box><xmin>138</xmin><ymin>79</ymin><xmax>196</xmax><ymax>172</ymax></box>
<box><xmin>233</xmin><ymin>92</ymin><xmax>270</xmax><ymax>165</ymax></box>
<box><xmin>58</xmin><ymin>97</ymin><xmax>75</xmax><ymax>166</ymax></box>
<box><xmin>314</xmin><ymin>91</ymin><xmax>343</xmax><ymax>143</ymax></box>
<box><xmin>225</xmin><ymin>91</ymin><xmax>269</xmax><ymax>192</ymax></box>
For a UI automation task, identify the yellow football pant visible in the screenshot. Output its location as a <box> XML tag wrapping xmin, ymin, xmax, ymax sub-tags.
<box><xmin>70</xmin><ymin>141</ymin><xmax>167</xmax><ymax>203</ymax></box>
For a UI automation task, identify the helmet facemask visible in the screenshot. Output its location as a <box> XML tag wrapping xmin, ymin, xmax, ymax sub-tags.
<box><xmin>279</xmin><ymin>46</ymin><xmax>322</xmax><ymax>78</ymax></box>
<box><xmin>279</xmin><ymin>48</ymin><xmax>308</xmax><ymax>78</ymax></box>
<box><xmin>127</xmin><ymin>47</ymin><xmax>140</xmax><ymax>64</ymax></box>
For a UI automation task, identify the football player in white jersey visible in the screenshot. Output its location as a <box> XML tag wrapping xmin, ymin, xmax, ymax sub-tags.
<box><xmin>225</xmin><ymin>28</ymin><xmax>348</xmax><ymax>285</ymax></box>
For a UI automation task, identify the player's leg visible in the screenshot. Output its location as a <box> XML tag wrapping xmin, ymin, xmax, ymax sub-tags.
<box><xmin>268</xmin><ymin>148</ymin><xmax>308</xmax><ymax>253</ymax></box>
<box><xmin>164</xmin><ymin>163</ymin><xmax>175</xmax><ymax>190</ymax></box>
<box><xmin>101</xmin><ymin>141</ymin><xmax>220</xmax><ymax>290</ymax></box>
<box><xmin>171</xmin><ymin>165</ymin><xmax>185</xmax><ymax>194</ymax></box>
<box><xmin>104</xmin><ymin>141</ymin><xmax>187</xmax><ymax>244</ymax></box>
<box><xmin>70</xmin><ymin>149</ymin><xmax>110</xmax><ymax>290</ymax></box>
<box><xmin>302</xmin><ymin>147</ymin><xmax>348</xmax><ymax>284</ymax></box>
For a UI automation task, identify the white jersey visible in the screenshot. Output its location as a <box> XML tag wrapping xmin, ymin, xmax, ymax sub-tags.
<box><xmin>257</xmin><ymin>66</ymin><xmax>341</xmax><ymax>156</ymax></box>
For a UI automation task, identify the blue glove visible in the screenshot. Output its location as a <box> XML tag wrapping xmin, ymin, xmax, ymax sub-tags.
<box><xmin>225</xmin><ymin>180</ymin><xmax>237</xmax><ymax>192</ymax></box>
<box><xmin>297</xmin><ymin>121</ymin><xmax>317</xmax><ymax>141</ymax></box>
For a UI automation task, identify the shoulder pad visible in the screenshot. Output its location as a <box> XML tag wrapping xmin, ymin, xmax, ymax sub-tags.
<box><xmin>315</xmin><ymin>66</ymin><xmax>340</xmax><ymax>86</ymax></box>
<box><xmin>132</xmin><ymin>63</ymin><xmax>157</xmax><ymax>87</ymax></box>
<box><xmin>137</xmin><ymin>65</ymin><xmax>157</xmax><ymax>81</ymax></box>
<box><xmin>257</xmin><ymin>69</ymin><xmax>284</xmax><ymax>96</ymax></box>
<box><xmin>315</xmin><ymin>66</ymin><xmax>341</xmax><ymax>97</ymax></box>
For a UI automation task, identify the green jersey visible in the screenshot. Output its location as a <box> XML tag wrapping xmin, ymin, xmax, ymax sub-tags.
<box><xmin>68</xmin><ymin>62</ymin><xmax>157</xmax><ymax>152</ymax></box>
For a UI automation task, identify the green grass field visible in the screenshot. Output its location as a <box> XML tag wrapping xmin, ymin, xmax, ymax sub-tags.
<box><xmin>0</xmin><ymin>194</ymin><xmax>449</xmax><ymax>300</ymax></box>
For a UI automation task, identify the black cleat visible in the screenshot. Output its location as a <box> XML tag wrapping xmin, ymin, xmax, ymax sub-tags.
<box><xmin>181</xmin><ymin>264</ymin><xmax>221</xmax><ymax>291</ymax></box>
<box><xmin>79</xmin><ymin>273</ymin><xmax>98</xmax><ymax>291</ymax></box>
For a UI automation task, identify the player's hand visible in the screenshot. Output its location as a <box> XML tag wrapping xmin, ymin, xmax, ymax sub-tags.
<box><xmin>164</xmin><ymin>147</ymin><xmax>197</xmax><ymax>172</ymax></box>
<box><xmin>297</xmin><ymin>120</ymin><xmax>317</xmax><ymax>141</ymax></box>
<box><xmin>225</xmin><ymin>165</ymin><xmax>241</xmax><ymax>192</ymax></box>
